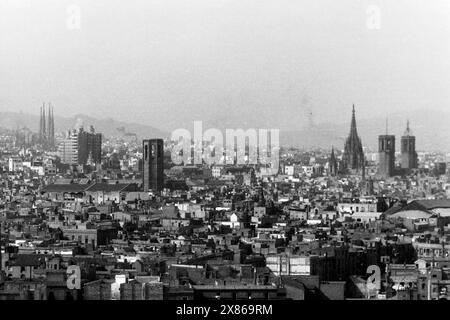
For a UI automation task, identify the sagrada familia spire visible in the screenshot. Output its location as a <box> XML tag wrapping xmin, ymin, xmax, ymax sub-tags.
<box><xmin>39</xmin><ymin>102</ymin><xmax>55</xmax><ymax>149</ymax></box>
<box><xmin>342</xmin><ymin>105</ymin><xmax>365</xmax><ymax>175</ymax></box>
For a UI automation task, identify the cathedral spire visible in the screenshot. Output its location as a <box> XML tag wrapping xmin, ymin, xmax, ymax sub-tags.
<box><xmin>52</xmin><ymin>104</ymin><xmax>55</xmax><ymax>146</ymax></box>
<box><xmin>404</xmin><ymin>119</ymin><xmax>412</xmax><ymax>136</ymax></box>
<box><xmin>47</xmin><ymin>103</ymin><xmax>51</xmax><ymax>139</ymax></box>
<box><xmin>46</xmin><ymin>102</ymin><xmax>55</xmax><ymax>149</ymax></box>
<box><xmin>39</xmin><ymin>102</ymin><xmax>45</xmax><ymax>144</ymax></box>
<box><xmin>329</xmin><ymin>146</ymin><xmax>338</xmax><ymax>176</ymax></box>
<box><xmin>350</xmin><ymin>104</ymin><xmax>358</xmax><ymax>136</ymax></box>
<box><xmin>342</xmin><ymin>105</ymin><xmax>365</xmax><ymax>172</ymax></box>
<box><xmin>42</xmin><ymin>106</ymin><xmax>46</xmax><ymax>136</ymax></box>
<box><xmin>39</xmin><ymin>104</ymin><xmax>42</xmax><ymax>141</ymax></box>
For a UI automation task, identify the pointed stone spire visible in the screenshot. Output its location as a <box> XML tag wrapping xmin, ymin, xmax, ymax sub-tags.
<box><xmin>52</xmin><ymin>104</ymin><xmax>55</xmax><ymax>146</ymax></box>
<box><xmin>47</xmin><ymin>103</ymin><xmax>52</xmax><ymax>144</ymax></box>
<box><xmin>403</xmin><ymin>119</ymin><xmax>412</xmax><ymax>136</ymax></box>
<box><xmin>342</xmin><ymin>105</ymin><xmax>365</xmax><ymax>172</ymax></box>
<box><xmin>50</xmin><ymin>104</ymin><xmax>52</xmax><ymax>144</ymax></box>
<box><xmin>329</xmin><ymin>146</ymin><xmax>338</xmax><ymax>176</ymax></box>
<box><xmin>42</xmin><ymin>106</ymin><xmax>46</xmax><ymax>136</ymax></box>
<box><xmin>39</xmin><ymin>103</ymin><xmax>45</xmax><ymax>144</ymax></box>
<box><xmin>350</xmin><ymin>104</ymin><xmax>358</xmax><ymax>137</ymax></box>
<box><xmin>47</xmin><ymin>102</ymin><xmax>55</xmax><ymax>148</ymax></box>
<box><xmin>39</xmin><ymin>104</ymin><xmax>42</xmax><ymax>142</ymax></box>
<box><xmin>362</xmin><ymin>154</ymin><xmax>366</xmax><ymax>181</ymax></box>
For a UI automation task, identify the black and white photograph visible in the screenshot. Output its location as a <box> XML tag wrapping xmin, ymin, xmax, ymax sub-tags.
<box><xmin>0</xmin><ymin>0</ymin><xmax>449</xmax><ymax>314</ymax></box>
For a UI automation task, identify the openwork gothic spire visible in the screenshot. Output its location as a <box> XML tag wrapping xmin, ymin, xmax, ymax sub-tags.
<box><xmin>342</xmin><ymin>105</ymin><xmax>365</xmax><ymax>173</ymax></box>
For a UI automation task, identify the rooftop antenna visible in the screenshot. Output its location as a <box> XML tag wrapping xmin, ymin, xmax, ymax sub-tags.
<box><xmin>385</xmin><ymin>116</ymin><xmax>388</xmax><ymax>135</ymax></box>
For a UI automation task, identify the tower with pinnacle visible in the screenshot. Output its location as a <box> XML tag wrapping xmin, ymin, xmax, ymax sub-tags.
<box><xmin>329</xmin><ymin>147</ymin><xmax>338</xmax><ymax>176</ymax></box>
<box><xmin>342</xmin><ymin>105</ymin><xmax>365</xmax><ymax>174</ymax></box>
<box><xmin>401</xmin><ymin>120</ymin><xmax>417</xmax><ymax>170</ymax></box>
<box><xmin>378</xmin><ymin>116</ymin><xmax>396</xmax><ymax>177</ymax></box>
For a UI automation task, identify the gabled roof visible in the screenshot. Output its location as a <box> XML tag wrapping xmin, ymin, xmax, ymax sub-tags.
<box><xmin>85</xmin><ymin>183</ymin><xmax>136</xmax><ymax>192</ymax></box>
<box><xmin>390</xmin><ymin>210</ymin><xmax>432</xmax><ymax>220</ymax></box>
<box><xmin>386</xmin><ymin>199</ymin><xmax>450</xmax><ymax>218</ymax></box>
<box><xmin>8</xmin><ymin>254</ymin><xmax>47</xmax><ymax>267</ymax></box>
<box><xmin>44</xmin><ymin>183</ymin><xmax>93</xmax><ymax>193</ymax></box>
<box><xmin>411</xmin><ymin>199</ymin><xmax>450</xmax><ymax>210</ymax></box>
<box><xmin>383</xmin><ymin>204</ymin><xmax>403</xmax><ymax>216</ymax></box>
<box><xmin>281</xmin><ymin>275</ymin><xmax>320</xmax><ymax>290</ymax></box>
<box><xmin>54</xmin><ymin>179</ymin><xmax>74</xmax><ymax>185</ymax></box>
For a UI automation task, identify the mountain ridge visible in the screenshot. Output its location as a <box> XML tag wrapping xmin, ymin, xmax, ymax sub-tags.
<box><xmin>0</xmin><ymin>108</ymin><xmax>448</xmax><ymax>152</ymax></box>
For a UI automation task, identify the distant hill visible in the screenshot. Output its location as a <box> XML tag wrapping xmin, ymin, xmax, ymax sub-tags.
<box><xmin>0</xmin><ymin>111</ymin><xmax>168</xmax><ymax>141</ymax></box>
<box><xmin>0</xmin><ymin>108</ymin><xmax>448</xmax><ymax>152</ymax></box>
<box><xmin>193</xmin><ymin>108</ymin><xmax>450</xmax><ymax>152</ymax></box>
<box><xmin>280</xmin><ymin>108</ymin><xmax>450</xmax><ymax>152</ymax></box>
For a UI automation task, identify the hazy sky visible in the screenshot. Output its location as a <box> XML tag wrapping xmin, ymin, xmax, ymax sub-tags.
<box><xmin>1</xmin><ymin>0</ymin><xmax>449</xmax><ymax>131</ymax></box>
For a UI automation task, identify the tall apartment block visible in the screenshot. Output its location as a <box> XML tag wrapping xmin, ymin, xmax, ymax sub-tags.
<box><xmin>78</xmin><ymin>126</ymin><xmax>102</xmax><ymax>165</ymax></box>
<box><xmin>58</xmin><ymin>126</ymin><xmax>102</xmax><ymax>165</ymax></box>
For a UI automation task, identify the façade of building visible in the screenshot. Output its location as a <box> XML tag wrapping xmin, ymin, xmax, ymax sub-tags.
<box><xmin>58</xmin><ymin>126</ymin><xmax>102</xmax><ymax>165</ymax></box>
<box><xmin>378</xmin><ymin>120</ymin><xmax>418</xmax><ymax>177</ymax></box>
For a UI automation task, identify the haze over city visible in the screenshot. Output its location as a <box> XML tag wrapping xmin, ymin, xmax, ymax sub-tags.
<box><xmin>2</xmin><ymin>0</ymin><xmax>450</xmax><ymax>308</ymax></box>
<box><xmin>1</xmin><ymin>0</ymin><xmax>449</xmax><ymax>134</ymax></box>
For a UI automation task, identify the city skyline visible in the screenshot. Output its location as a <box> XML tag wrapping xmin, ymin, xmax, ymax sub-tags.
<box><xmin>1</xmin><ymin>0</ymin><xmax>449</xmax><ymax>132</ymax></box>
<box><xmin>1</xmin><ymin>104</ymin><xmax>449</xmax><ymax>153</ymax></box>
<box><xmin>1</xmin><ymin>0</ymin><xmax>450</xmax><ymax>305</ymax></box>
